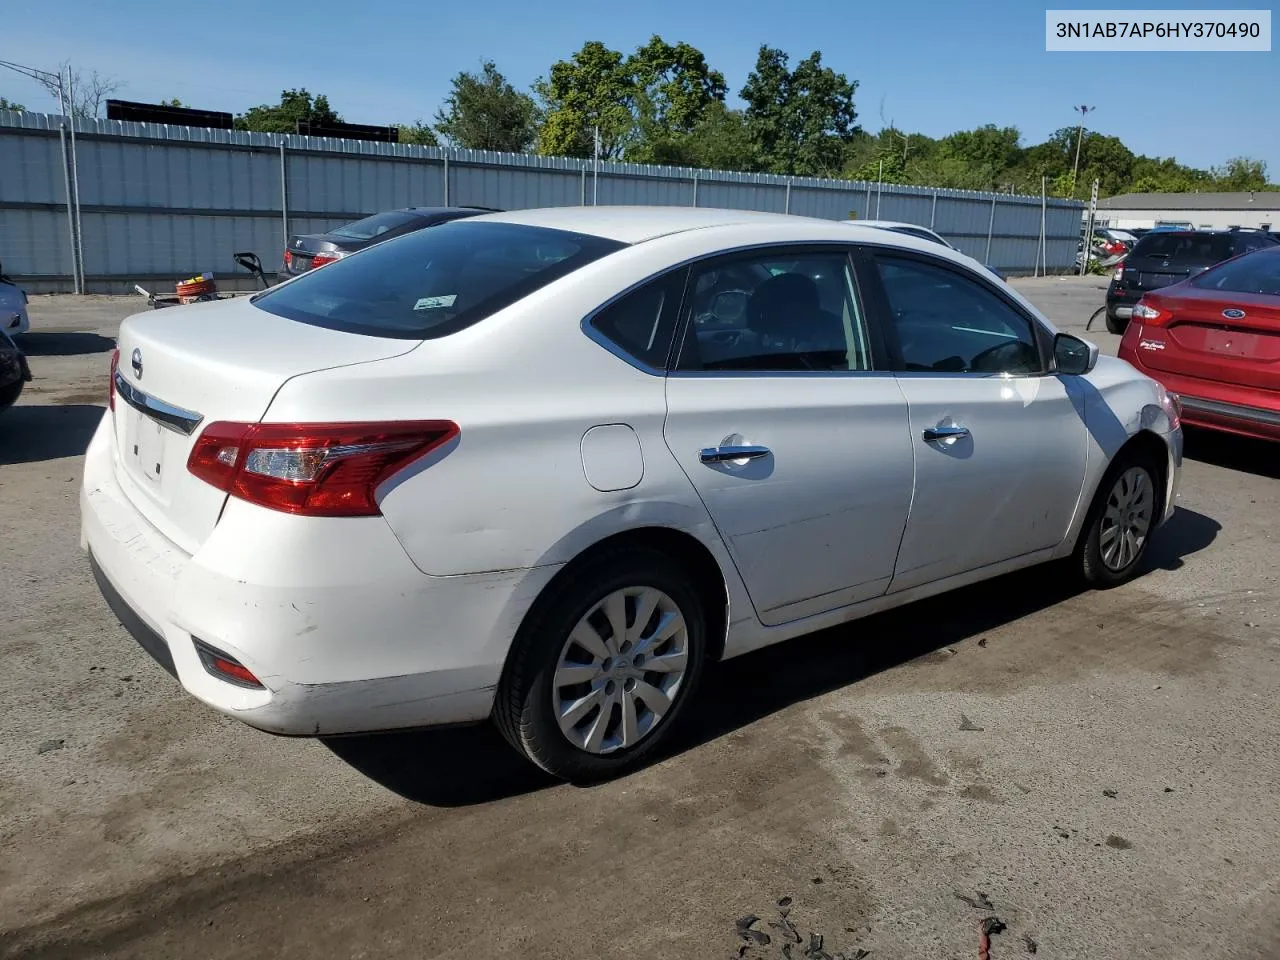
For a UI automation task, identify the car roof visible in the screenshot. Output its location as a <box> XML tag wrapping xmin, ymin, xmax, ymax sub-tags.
<box><xmin>469</xmin><ymin>205</ymin><xmax>825</xmax><ymax>244</ymax></box>
<box><xmin>850</xmin><ymin>220</ymin><xmax>939</xmax><ymax>233</ymax></box>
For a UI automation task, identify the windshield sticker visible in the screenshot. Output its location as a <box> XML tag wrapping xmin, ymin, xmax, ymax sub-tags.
<box><xmin>413</xmin><ymin>294</ymin><xmax>457</xmax><ymax>311</ymax></box>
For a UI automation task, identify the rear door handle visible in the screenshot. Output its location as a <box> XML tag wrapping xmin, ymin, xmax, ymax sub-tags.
<box><xmin>923</xmin><ymin>425</ymin><xmax>970</xmax><ymax>442</ymax></box>
<box><xmin>699</xmin><ymin>444</ymin><xmax>772</xmax><ymax>464</ymax></box>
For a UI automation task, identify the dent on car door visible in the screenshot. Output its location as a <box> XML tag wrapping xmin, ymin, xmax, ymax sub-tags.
<box><xmin>861</xmin><ymin>250</ymin><xmax>1090</xmax><ymax>591</ymax></box>
<box><xmin>662</xmin><ymin>246</ymin><xmax>915</xmax><ymax>626</ymax></box>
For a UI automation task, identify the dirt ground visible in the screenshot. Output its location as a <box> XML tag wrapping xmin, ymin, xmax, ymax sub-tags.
<box><xmin>1</xmin><ymin>278</ymin><xmax>1277</xmax><ymax>960</ymax></box>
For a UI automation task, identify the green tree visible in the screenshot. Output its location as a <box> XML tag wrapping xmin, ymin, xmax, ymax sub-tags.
<box><xmin>627</xmin><ymin>35</ymin><xmax>727</xmax><ymax>163</ymax></box>
<box><xmin>739</xmin><ymin>46</ymin><xmax>860</xmax><ymax>177</ymax></box>
<box><xmin>0</xmin><ymin>97</ymin><xmax>25</xmax><ymax>111</ymax></box>
<box><xmin>161</xmin><ymin>97</ymin><xmax>188</xmax><ymax>107</ymax></box>
<box><xmin>434</xmin><ymin>60</ymin><xmax>539</xmax><ymax>152</ymax></box>
<box><xmin>235</xmin><ymin>89</ymin><xmax>341</xmax><ymax>133</ymax></box>
<box><xmin>398</xmin><ymin>122</ymin><xmax>439</xmax><ymax>146</ymax></box>
<box><xmin>935</xmin><ymin>125</ymin><xmax>1022</xmax><ymax>186</ymax></box>
<box><xmin>1213</xmin><ymin>156</ymin><xmax>1270</xmax><ymax>191</ymax></box>
<box><xmin>535</xmin><ymin>41</ymin><xmax>634</xmax><ymax>158</ymax></box>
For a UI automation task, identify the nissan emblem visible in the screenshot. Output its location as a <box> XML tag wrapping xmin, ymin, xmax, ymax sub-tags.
<box><xmin>131</xmin><ymin>347</ymin><xmax>143</xmax><ymax>379</ymax></box>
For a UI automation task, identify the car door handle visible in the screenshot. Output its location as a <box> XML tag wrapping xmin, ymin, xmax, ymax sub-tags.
<box><xmin>699</xmin><ymin>444</ymin><xmax>772</xmax><ymax>464</ymax></box>
<box><xmin>923</xmin><ymin>425</ymin><xmax>970</xmax><ymax>442</ymax></box>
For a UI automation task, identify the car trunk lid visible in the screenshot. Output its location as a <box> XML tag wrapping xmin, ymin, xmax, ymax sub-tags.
<box><xmin>110</xmin><ymin>296</ymin><xmax>419</xmax><ymax>554</ymax></box>
<box><xmin>1138</xmin><ymin>287</ymin><xmax>1280</xmax><ymax>390</ymax></box>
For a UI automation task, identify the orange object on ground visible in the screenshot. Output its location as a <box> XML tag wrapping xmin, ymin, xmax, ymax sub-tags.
<box><xmin>175</xmin><ymin>275</ymin><xmax>217</xmax><ymax>304</ymax></box>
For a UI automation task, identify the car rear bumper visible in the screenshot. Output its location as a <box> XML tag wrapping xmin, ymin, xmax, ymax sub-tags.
<box><xmin>79</xmin><ymin>413</ymin><xmax>559</xmax><ymax>735</ymax></box>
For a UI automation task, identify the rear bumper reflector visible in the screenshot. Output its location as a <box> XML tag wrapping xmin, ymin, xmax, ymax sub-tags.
<box><xmin>193</xmin><ymin>639</ymin><xmax>265</xmax><ymax>689</ymax></box>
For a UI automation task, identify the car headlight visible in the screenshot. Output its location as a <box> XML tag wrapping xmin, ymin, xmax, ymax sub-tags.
<box><xmin>1157</xmin><ymin>386</ymin><xmax>1182</xmax><ymax>429</ymax></box>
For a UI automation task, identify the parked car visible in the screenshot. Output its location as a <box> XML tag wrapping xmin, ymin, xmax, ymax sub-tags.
<box><xmin>1105</xmin><ymin>229</ymin><xmax>1279</xmax><ymax>333</ymax></box>
<box><xmin>0</xmin><ymin>261</ymin><xmax>30</xmax><ymax>336</ymax></box>
<box><xmin>0</xmin><ymin>328</ymin><xmax>32</xmax><ymax>414</ymax></box>
<box><xmin>1118</xmin><ymin>243</ymin><xmax>1280</xmax><ymax>442</ymax></box>
<box><xmin>848</xmin><ymin>220</ymin><xmax>1007</xmax><ymax>280</ymax></box>
<box><xmin>280</xmin><ymin>206</ymin><xmax>499</xmax><ymax>278</ymax></box>
<box><xmin>83</xmin><ymin>207</ymin><xmax>1182</xmax><ymax>780</ymax></box>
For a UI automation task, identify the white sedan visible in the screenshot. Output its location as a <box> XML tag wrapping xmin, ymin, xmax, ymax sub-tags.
<box><xmin>81</xmin><ymin>206</ymin><xmax>1183</xmax><ymax>780</ymax></box>
<box><xmin>0</xmin><ymin>271</ymin><xmax>30</xmax><ymax>336</ymax></box>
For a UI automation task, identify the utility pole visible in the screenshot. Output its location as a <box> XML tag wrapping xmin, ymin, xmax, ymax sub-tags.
<box><xmin>1070</xmin><ymin>104</ymin><xmax>1095</xmax><ymax>199</ymax></box>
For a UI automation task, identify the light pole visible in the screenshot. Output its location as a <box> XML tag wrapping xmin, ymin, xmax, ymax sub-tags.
<box><xmin>0</xmin><ymin>59</ymin><xmax>81</xmax><ymax>293</ymax></box>
<box><xmin>1070</xmin><ymin>104</ymin><xmax>1095</xmax><ymax>199</ymax></box>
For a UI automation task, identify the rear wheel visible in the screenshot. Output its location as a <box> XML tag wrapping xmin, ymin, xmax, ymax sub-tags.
<box><xmin>1076</xmin><ymin>454</ymin><xmax>1162</xmax><ymax>587</ymax></box>
<box><xmin>1105</xmin><ymin>309</ymin><xmax>1128</xmax><ymax>335</ymax></box>
<box><xmin>494</xmin><ymin>546</ymin><xmax>707</xmax><ymax>781</ymax></box>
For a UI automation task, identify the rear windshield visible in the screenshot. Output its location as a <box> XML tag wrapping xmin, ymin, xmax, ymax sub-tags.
<box><xmin>253</xmin><ymin>221</ymin><xmax>626</xmax><ymax>339</ymax></box>
<box><xmin>329</xmin><ymin>210</ymin><xmax>422</xmax><ymax>240</ymax></box>
<box><xmin>1192</xmin><ymin>249</ymin><xmax>1280</xmax><ymax>296</ymax></box>
<box><xmin>1131</xmin><ymin>232</ymin><xmax>1234</xmax><ymax>263</ymax></box>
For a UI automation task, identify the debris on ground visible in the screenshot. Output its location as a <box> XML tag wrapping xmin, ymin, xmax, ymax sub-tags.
<box><xmin>1103</xmin><ymin>789</ymin><xmax>1118</xmax><ymax>798</ymax></box>
<box><xmin>977</xmin><ymin>637</ymin><xmax>989</xmax><ymax>647</ymax></box>
<box><xmin>736</xmin><ymin>914</ymin><xmax>771</xmax><ymax>946</ymax></box>
<box><xmin>1021</xmin><ymin>933</ymin><xmax>1039</xmax><ymax>953</ymax></box>
<box><xmin>959</xmin><ymin>714</ymin><xmax>985</xmax><ymax>731</ymax></box>
<box><xmin>37</xmin><ymin>738</ymin><xmax>65</xmax><ymax>755</ymax></box>
<box><xmin>737</xmin><ymin>898</ymin><xmax>872</xmax><ymax>960</ymax></box>
<box><xmin>978</xmin><ymin>917</ymin><xmax>1007</xmax><ymax>960</ymax></box>
<box><xmin>1105</xmin><ymin>835</ymin><xmax>1133</xmax><ymax>849</ymax></box>
<box><xmin>954</xmin><ymin>890</ymin><xmax>994</xmax><ymax>910</ymax></box>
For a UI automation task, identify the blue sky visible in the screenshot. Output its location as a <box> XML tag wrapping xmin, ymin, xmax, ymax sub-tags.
<box><xmin>3</xmin><ymin>0</ymin><xmax>1277</xmax><ymax>173</ymax></box>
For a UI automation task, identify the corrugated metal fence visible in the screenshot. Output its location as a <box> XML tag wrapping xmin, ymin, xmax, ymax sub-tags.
<box><xmin>0</xmin><ymin>109</ymin><xmax>1085</xmax><ymax>292</ymax></box>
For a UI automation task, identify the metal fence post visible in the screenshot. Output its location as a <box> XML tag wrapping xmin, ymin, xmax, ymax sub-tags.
<box><xmin>442</xmin><ymin>150</ymin><xmax>450</xmax><ymax>206</ymax></box>
<box><xmin>864</xmin><ymin>182</ymin><xmax>871</xmax><ymax>218</ymax></box>
<box><xmin>929</xmin><ymin>191</ymin><xmax>938</xmax><ymax>230</ymax></box>
<box><xmin>1038</xmin><ymin>176</ymin><xmax>1047</xmax><ymax>277</ymax></box>
<box><xmin>876</xmin><ymin>161</ymin><xmax>883</xmax><ymax>218</ymax></box>
<box><xmin>279</xmin><ymin>142</ymin><xmax>289</xmax><ymax>251</ymax></box>
<box><xmin>66</xmin><ymin>67</ymin><xmax>85</xmax><ymax>294</ymax></box>
<box><xmin>785</xmin><ymin>179</ymin><xmax>792</xmax><ymax>214</ymax></box>
<box><xmin>57</xmin><ymin>121</ymin><xmax>79</xmax><ymax>294</ymax></box>
<box><xmin>984</xmin><ymin>195</ymin><xmax>997</xmax><ymax>265</ymax></box>
<box><xmin>581</xmin><ymin>164</ymin><xmax>587</xmax><ymax>205</ymax></box>
<box><xmin>692</xmin><ymin>171</ymin><xmax>698</xmax><ymax>207</ymax></box>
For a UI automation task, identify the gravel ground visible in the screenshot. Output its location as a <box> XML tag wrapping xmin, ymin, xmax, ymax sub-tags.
<box><xmin>0</xmin><ymin>278</ymin><xmax>1277</xmax><ymax>960</ymax></box>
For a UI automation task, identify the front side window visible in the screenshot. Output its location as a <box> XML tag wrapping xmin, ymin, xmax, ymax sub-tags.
<box><xmin>254</xmin><ymin>221</ymin><xmax>626</xmax><ymax>339</ymax></box>
<box><xmin>678</xmin><ymin>251</ymin><xmax>873</xmax><ymax>372</ymax></box>
<box><xmin>873</xmin><ymin>255</ymin><xmax>1042</xmax><ymax>375</ymax></box>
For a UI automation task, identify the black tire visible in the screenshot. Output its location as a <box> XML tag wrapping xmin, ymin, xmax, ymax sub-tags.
<box><xmin>0</xmin><ymin>378</ymin><xmax>23</xmax><ymax>413</ymax></box>
<box><xmin>493</xmin><ymin>545</ymin><xmax>708</xmax><ymax>782</ymax></box>
<box><xmin>1104</xmin><ymin>310</ymin><xmax>1128</xmax><ymax>335</ymax></box>
<box><xmin>1075</xmin><ymin>450</ymin><xmax>1163</xmax><ymax>588</ymax></box>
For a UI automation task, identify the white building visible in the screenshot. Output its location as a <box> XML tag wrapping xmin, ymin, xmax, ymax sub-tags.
<box><xmin>1095</xmin><ymin>191</ymin><xmax>1280</xmax><ymax>232</ymax></box>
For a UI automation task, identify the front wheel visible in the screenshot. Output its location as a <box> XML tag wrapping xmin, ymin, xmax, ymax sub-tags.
<box><xmin>1076</xmin><ymin>456</ymin><xmax>1161</xmax><ymax>587</ymax></box>
<box><xmin>494</xmin><ymin>546</ymin><xmax>708</xmax><ymax>781</ymax></box>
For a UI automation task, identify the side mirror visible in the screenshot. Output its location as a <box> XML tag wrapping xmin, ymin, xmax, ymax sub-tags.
<box><xmin>1054</xmin><ymin>332</ymin><xmax>1098</xmax><ymax>376</ymax></box>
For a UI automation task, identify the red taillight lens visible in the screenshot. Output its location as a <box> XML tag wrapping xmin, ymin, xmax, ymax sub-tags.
<box><xmin>186</xmin><ymin>420</ymin><xmax>459</xmax><ymax>517</ymax></box>
<box><xmin>108</xmin><ymin>348</ymin><xmax>119</xmax><ymax>411</ymax></box>
<box><xmin>1133</xmin><ymin>298</ymin><xmax>1174</xmax><ymax>327</ymax></box>
<box><xmin>309</xmin><ymin>251</ymin><xmax>346</xmax><ymax>268</ymax></box>
<box><xmin>284</xmin><ymin>249</ymin><xmax>292</xmax><ymax>268</ymax></box>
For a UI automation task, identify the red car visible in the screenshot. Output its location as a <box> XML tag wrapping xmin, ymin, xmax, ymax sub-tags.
<box><xmin>1118</xmin><ymin>245</ymin><xmax>1280</xmax><ymax>442</ymax></box>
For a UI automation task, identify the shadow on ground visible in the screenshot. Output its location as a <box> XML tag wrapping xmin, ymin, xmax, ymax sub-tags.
<box><xmin>0</xmin><ymin>404</ymin><xmax>102</xmax><ymax>465</ymax></box>
<box><xmin>327</xmin><ymin>506</ymin><xmax>1219</xmax><ymax>807</ymax></box>
<box><xmin>16</xmin><ymin>331</ymin><xmax>116</xmax><ymax>357</ymax></box>
<box><xmin>1184</xmin><ymin>428</ymin><xmax>1280</xmax><ymax>480</ymax></box>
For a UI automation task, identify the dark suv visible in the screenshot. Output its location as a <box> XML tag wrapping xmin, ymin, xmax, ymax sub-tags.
<box><xmin>1105</xmin><ymin>228</ymin><xmax>1278</xmax><ymax>333</ymax></box>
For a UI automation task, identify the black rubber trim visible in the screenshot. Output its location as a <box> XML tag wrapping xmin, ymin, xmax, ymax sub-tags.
<box><xmin>1179</xmin><ymin>395</ymin><xmax>1280</xmax><ymax>427</ymax></box>
<box><xmin>88</xmin><ymin>551</ymin><xmax>179</xmax><ymax>680</ymax></box>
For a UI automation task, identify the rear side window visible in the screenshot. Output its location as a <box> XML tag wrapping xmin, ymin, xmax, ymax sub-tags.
<box><xmin>890</xmin><ymin>226</ymin><xmax>947</xmax><ymax>247</ymax></box>
<box><xmin>330</xmin><ymin>210</ymin><xmax>422</xmax><ymax>240</ymax></box>
<box><xmin>1191</xmin><ymin>249</ymin><xmax>1280</xmax><ymax>296</ymax></box>
<box><xmin>254</xmin><ymin>221</ymin><xmax>626</xmax><ymax>339</ymax></box>
<box><xmin>588</xmin><ymin>271</ymin><xmax>685</xmax><ymax>370</ymax></box>
<box><xmin>1132</xmin><ymin>232</ymin><xmax>1233</xmax><ymax>262</ymax></box>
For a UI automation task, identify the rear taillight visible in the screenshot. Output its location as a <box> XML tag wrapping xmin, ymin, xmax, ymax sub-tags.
<box><xmin>186</xmin><ymin>420</ymin><xmax>459</xmax><ymax>517</ymax></box>
<box><xmin>1132</xmin><ymin>298</ymin><xmax>1173</xmax><ymax>326</ymax></box>
<box><xmin>283</xmin><ymin>249</ymin><xmax>292</xmax><ymax>268</ymax></box>
<box><xmin>1114</xmin><ymin>265</ymin><xmax>1124</xmax><ymax>282</ymax></box>
<box><xmin>108</xmin><ymin>348</ymin><xmax>119</xmax><ymax>411</ymax></box>
<box><xmin>309</xmin><ymin>251</ymin><xmax>347</xmax><ymax>268</ymax></box>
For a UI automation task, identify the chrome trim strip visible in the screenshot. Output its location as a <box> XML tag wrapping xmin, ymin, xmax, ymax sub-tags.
<box><xmin>1179</xmin><ymin>395</ymin><xmax>1280</xmax><ymax>427</ymax></box>
<box><xmin>113</xmin><ymin>370</ymin><xmax>204</xmax><ymax>435</ymax></box>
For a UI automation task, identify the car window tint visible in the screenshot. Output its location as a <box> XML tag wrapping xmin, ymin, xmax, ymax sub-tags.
<box><xmin>1132</xmin><ymin>232</ymin><xmax>1233</xmax><ymax>262</ymax></box>
<box><xmin>1191</xmin><ymin>250</ymin><xmax>1280</xmax><ymax>296</ymax></box>
<box><xmin>589</xmin><ymin>274</ymin><xmax>681</xmax><ymax>368</ymax></box>
<box><xmin>329</xmin><ymin>210</ymin><xmax>421</xmax><ymax>240</ymax></box>
<box><xmin>253</xmin><ymin>221</ymin><xmax>626</xmax><ymax>340</ymax></box>
<box><xmin>680</xmin><ymin>252</ymin><xmax>872</xmax><ymax>372</ymax></box>
<box><xmin>873</xmin><ymin>255</ymin><xmax>1042</xmax><ymax>375</ymax></box>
